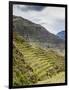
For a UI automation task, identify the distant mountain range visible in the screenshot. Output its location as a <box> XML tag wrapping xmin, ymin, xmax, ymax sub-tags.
<box><xmin>13</xmin><ymin>16</ymin><xmax>65</xmax><ymax>50</ymax></box>
<box><xmin>57</xmin><ymin>31</ymin><xmax>65</xmax><ymax>40</ymax></box>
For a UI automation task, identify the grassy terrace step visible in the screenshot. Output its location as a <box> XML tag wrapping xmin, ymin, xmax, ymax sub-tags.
<box><xmin>33</xmin><ymin>61</ymin><xmax>52</xmax><ymax>70</ymax></box>
<box><xmin>30</xmin><ymin>59</ymin><xmax>53</xmax><ymax>68</ymax></box>
<box><xmin>37</xmin><ymin>70</ymin><xmax>48</xmax><ymax>78</ymax></box>
<box><xmin>35</xmin><ymin>63</ymin><xmax>52</xmax><ymax>74</ymax></box>
<box><xmin>37</xmin><ymin>66</ymin><xmax>56</xmax><ymax>79</ymax></box>
<box><xmin>30</xmin><ymin>59</ymin><xmax>48</xmax><ymax>67</ymax></box>
<box><xmin>35</xmin><ymin>67</ymin><xmax>55</xmax><ymax>80</ymax></box>
<box><xmin>37</xmin><ymin>72</ymin><xmax>65</xmax><ymax>84</ymax></box>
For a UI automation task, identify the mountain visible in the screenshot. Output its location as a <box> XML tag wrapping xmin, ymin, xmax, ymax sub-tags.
<box><xmin>13</xmin><ymin>16</ymin><xmax>65</xmax><ymax>50</ymax></box>
<box><xmin>13</xmin><ymin>32</ymin><xmax>65</xmax><ymax>86</ymax></box>
<box><xmin>57</xmin><ymin>31</ymin><xmax>65</xmax><ymax>40</ymax></box>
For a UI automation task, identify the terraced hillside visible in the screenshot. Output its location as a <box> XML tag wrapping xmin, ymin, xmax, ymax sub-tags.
<box><xmin>13</xmin><ymin>44</ymin><xmax>38</xmax><ymax>86</ymax></box>
<box><xmin>13</xmin><ymin>32</ymin><xmax>65</xmax><ymax>86</ymax></box>
<box><xmin>37</xmin><ymin>72</ymin><xmax>65</xmax><ymax>84</ymax></box>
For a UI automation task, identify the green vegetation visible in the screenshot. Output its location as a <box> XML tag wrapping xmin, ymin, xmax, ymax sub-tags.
<box><xmin>13</xmin><ymin>32</ymin><xmax>65</xmax><ymax>86</ymax></box>
<box><xmin>13</xmin><ymin>45</ymin><xmax>38</xmax><ymax>86</ymax></box>
<box><xmin>37</xmin><ymin>72</ymin><xmax>65</xmax><ymax>84</ymax></box>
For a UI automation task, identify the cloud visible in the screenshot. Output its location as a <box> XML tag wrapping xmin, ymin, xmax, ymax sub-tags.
<box><xmin>38</xmin><ymin>7</ymin><xmax>65</xmax><ymax>34</ymax></box>
<box><xmin>16</xmin><ymin>5</ymin><xmax>45</xmax><ymax>11</ymax></box>
<box><xmin>13</xmin><ymin>5</ymin><xmax>65</xmax><ymax>34</ymax></box>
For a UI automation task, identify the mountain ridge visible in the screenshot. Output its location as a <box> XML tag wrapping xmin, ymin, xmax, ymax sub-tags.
<box><xmin>13</xmin><ymin>15</ymin><xmax>65</xmax><ymax>51</ymax></box>
<box><xmin>57</xmin><ymin>31</ymin><xmax>65</xmax><ymax>40</ymax></box>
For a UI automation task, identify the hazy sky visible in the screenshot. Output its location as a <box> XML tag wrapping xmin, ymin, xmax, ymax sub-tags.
<box><xmin>13</xmin><ymin>5</ymin><xmax>65</xmax><ymax>34</ymax></box>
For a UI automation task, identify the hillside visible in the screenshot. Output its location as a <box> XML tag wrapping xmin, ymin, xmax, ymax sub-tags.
<box><xmin>37</xmin><ymin>72</ymin><xmax>65</xmax><ymax>84</ymax></box>
<box><xmin>13</xmin><ymin>33</ymin><xmax>38</xmax><ymax>86</ymax></box>
<box><xmin>13</xmin><ymin>16</ymin><xmax>65</xmax><ymax>50</ymax></box>
<box><xmin>13</xmin><ymin>32</ymin><xmax>65</xmax><ymax>86</ymax></box>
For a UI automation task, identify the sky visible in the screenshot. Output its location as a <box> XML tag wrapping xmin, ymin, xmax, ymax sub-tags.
<box><xmin>13</xmin><ymin>4</ymin><xmax>65</xmax><ymax>34</ymax></box>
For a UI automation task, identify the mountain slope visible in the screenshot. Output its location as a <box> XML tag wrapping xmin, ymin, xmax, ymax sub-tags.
<box><xmin>13</xmin><ymin>33</ymin><xmax>38</xmax><ymax>86</ymax></box>
<box><xmin>13</xmin><ymin>32</ymin><xmax>65</xmax><ymax>86</ymax></box>
<box><xmin>37</xmin><ymin>72</ymin><xmax>65</xmax><ymax>84</ymax></box>
<box><xmin>13</xmin><ymin>16</ymin><xmax>65</xmax><ymax>50</ymax></box>
<box><xmin>57</xmin><ymin>31</ymin><xmax>65</xmax><ymax>40</ymax></box>
<box><xmin>13</xmin><ymin>45</ymin><xmax>38</xmax><ymax>86</ymax></box>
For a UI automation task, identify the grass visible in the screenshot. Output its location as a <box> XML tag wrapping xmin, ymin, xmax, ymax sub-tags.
<box><xmin>13</xmin><ymin>44</ymin><xmax>38</xmax><ymax>86</ymax></box>
<box><xmin>13</xmin><ymin>32</ymin><xmax>65</xmax><ymax>86</ymax></box>
<box><xmin>37</xmin><ymin>72</ymin><xmax>65</xmax><ymax>84</ymax></box>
